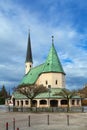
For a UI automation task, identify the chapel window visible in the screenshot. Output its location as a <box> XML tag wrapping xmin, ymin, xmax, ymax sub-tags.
<box><xmin>46</xmin><ymin>80</ymin><xmax>48</xmax><ymax>85</ymax></box>
<box><xmin>55</xmin><ymin>80</ymin><xmax>58</xmax><ymax>85</ymax></box>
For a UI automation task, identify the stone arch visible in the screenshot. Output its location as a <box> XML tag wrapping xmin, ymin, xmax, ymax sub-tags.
<box><xmin>61</xmin><ymin>100</ymin><xmax>68</xmax><ymax>105</ymax></box>
<box><xmin>50</xmin><ymin>100</ymin><xmax>58</xmax><ymax>107</ymax></box>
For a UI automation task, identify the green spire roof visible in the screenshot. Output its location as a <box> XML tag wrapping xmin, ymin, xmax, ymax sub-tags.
<box><xmin>42</xmin><ymin>43</ymin><xmax>65</xmax><ymax>74</ymax></box>
<box><xmin>26</xmin><ymin>32</ymin><xmax>33</xmax><ymax>63</ymax></box>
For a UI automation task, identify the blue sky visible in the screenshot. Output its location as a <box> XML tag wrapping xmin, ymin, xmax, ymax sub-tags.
<box><xmin>0</xmin><ymin>0</ymin><xmax>87</xmax><ymax>92</ymax></box>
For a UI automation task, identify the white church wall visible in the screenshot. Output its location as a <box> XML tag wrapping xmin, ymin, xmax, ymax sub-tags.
<box><xmin>36</xmin><ymin>72</ymin><xmax>65</xmax><ymax>88</ymax></box>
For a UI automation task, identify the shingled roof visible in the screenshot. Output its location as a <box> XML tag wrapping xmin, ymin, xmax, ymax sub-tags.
<box><xmin>13</xmin><ymin>88</ymin><xmax>80</xmax><ymax>99</ymax></box>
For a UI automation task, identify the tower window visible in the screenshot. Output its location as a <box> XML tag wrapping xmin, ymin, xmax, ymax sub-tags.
<box><xmin>46</xmin><ymin>80</ymin><xmax>48</xmax><ymax>85</ymax></box>
<box><xmin>55</xmin><ymin>80</ymin><xmax>58</xmax><ymax>85</ymax></box>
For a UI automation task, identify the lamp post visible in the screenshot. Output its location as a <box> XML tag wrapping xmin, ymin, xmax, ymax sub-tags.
<box><xmin>48</xmin><ymin>85</ymin><xmax>51</xmax><ymax>108</ymax></box>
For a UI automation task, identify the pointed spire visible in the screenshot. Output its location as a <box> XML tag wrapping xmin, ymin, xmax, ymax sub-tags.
<box><xmin>43</xmin><ymin>37</ymin><xmax>65</xmax><ymax>74</ymax></box>
<box><xmin>26</xmin><ymin>31</ymin><xmax>33</xmax><ymax>63</ymax></box>
<box><xmin>52</xmin><ymin>35</ymin><xmax>54</xmax><ymax>44</ymax></box>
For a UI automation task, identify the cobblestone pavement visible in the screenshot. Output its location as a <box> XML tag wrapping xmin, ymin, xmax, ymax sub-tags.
<box><xmin>0</xmin><ymin>111</ymin><xmax>87</xmax><ymax>130</ymax></box>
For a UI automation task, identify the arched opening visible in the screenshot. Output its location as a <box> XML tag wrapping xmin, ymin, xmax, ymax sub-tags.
<box><xmin>40</xmin><ymin>100</ymin><xmax>47</xmax><ymax>105</ymax></box>
<box><xmin>61</xmin><ymin>100</ymin><xmax>68</xmax><ymax>105</ymax></box>
<box><xmin>50</xmin><ymin>100</ymin><xmax>58</xmax><ymax>107</ymax></box>
<box><xmin>21</xmin><ymin>100</ymin><xmax>23</xmax><ymax>106</ymax></box>
<box><xmin>72</xmin><ymin>100</ymin><xmax>75</xmax><ymax>105</ymax></box>
<box><xmin>17</xmin><ymin>101</ymin><xmax>19</xmax><ymax>106</ymax></box>
<box><xmin>32</xmin><ymin>100</ymin><xmax>37</xmax><ymax>107</ymax></box>
<box><xmin>25</xmin><ymin>100</ymin><xmax>29</xmax><ymax>105</ymax></box>
<box><xmin>13</xmin><ymin>98</ymin><xmax>15</xmax><ymax>106</ymax></box>
<box><xmin>77</xmin><ymin>100</ymin><xmax>80</xmax><ymax>105</ymax></box>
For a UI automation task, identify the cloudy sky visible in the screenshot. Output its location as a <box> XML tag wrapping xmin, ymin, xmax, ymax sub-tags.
<box><xmin>0</xmin><ymin>0</ymin><xmax>87</xmax><ymax>92</ymax></box>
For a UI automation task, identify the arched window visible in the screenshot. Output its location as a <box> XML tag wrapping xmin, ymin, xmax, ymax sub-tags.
<box><xmin>25</xmin><ymin>100</ymin><xmax>29</xmax><ymax>105</ymax></box>
<box><xmin>77</xmin><ymin>100</ymin><xmax>80</xmax><ymax>105</ymax></box>
<box><xmin>32</xmin><ymin>100</ymin><xmax>37</xmax><ymax>107</ymax></box>
<box><xmin>72</xmin><ymin>100</ymin><xmax>75</xmax><ymax>105</ymax></box>
<box><xmin>13</xmin><ymin>98</ymin><xmax>15</xmax><ymax>106</ymax></box>
<box><xmin>40</xmin><ymin>100</ymin><xmax>47</xmax><ymax>105</ymax></box>
<box><xmin>50</xmin><ymin>100</ymin><xmax>58</xmax><ymax>107</ymax></box>
<box><xmin>21</xmin><ymin>100</ymin><xmax>23</xmax><ymax>106</ymax></box>
<box><xmin>61</xmin><ymin>100</ymin><xmax>68</xmax><ymax>105</ymax></box>
<box><xmin>17</xmin><ymin>101</ymin><xmax>19</xmax><ymax>106</ymax></box>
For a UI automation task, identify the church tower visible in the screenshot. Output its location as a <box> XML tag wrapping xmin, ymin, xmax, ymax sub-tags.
<box><xmin>36</xmin><ymin>36</ymin><xmax>66</xmax><ymax>88</ymax></box>
<box><xmin>25</xmin><ymin>32</ymin><xmax>33</xmax><ymax>74</ymax></box>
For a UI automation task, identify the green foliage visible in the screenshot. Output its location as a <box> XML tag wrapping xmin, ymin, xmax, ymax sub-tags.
<box><xmin>0</xmin><ymin>85</ymin><xmax>9</xmax><ymax>104</ymax></box>
<box><xmin>78</xmin><ymin>86</ymin><xmax>87</xmax><ymax>98</ymax></box>
<box><xmin>82</xmin><ymin>100</ymin><xmax>87</xmax><ymax>106</ymax></box>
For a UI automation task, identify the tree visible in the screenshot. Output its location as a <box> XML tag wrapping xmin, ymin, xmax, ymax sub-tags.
<box><xmin>77</xmin><ymin>86</ymin><xmax>87</xmax><ymax>106</ymax></box>
<box><xmin>78</xmin><ymin>86</ymin><xmax>87</xmax><ymax>98</ymax></box>
<box><xmin>0</xmin><ymin>85</ymin><xmax>8</xmax><ymax>104</ymax></box>
<box><xmin>0</xmin><ymin>85</ymin><xmax>8</xmax><ymax>98</ymax></box>
<box><xmin>16</xmin><ymin>84</ymin><xmax>48</xmax><ymax>108</ymax></box>
<box><xmin>54</xmin><ymin>88</ymin><xmax>77</xmax><ymax>112</ymax></box>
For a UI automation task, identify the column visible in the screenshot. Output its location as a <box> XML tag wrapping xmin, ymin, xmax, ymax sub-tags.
<box><xmin>28</xmin><ymin>99</ymin><xmax>30</xmax><ymax>107</ymax></box>
<box><xmin>37</xmin><ymin>99</ymin><xmax>40</xmax><ymax>108</ymax></box>
<box><xmin>22</xmin><ymin>100</ymin><xmax>24</xmax><ymax>107</ymax></box>
<box><xmin>74</xmin><ymin>100</ymin><xmax>77</xmax><ymax>106</ymax></box>
<box><xmin>19</xmin><ymin>100</ymin><xmax>21</xmax><ymax>107</ymax></box>
<box><xmin>47</xmin><ymin>99</ymin><xmax>50</xmax><ymax>107</ymax></box>
<box><xmin>15</xmin><ymin>100</ymin><xmax>17</xmax><ymax>106</ymax></box>
<box><xmin>58</xmin><ymin>99</ymin><xmax>61</xmax><ymax>107</ymax></box>
<box><xmin>69</xmin><ymin>99</ymin><xmax>72</xmax><ymax>107</ymax></box>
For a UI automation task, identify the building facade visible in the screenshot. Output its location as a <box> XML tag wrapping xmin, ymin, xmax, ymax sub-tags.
<box><xmin>6</xmin><ymin>33</ymin><xmax>81</xmax><ymax>108</ymax></box>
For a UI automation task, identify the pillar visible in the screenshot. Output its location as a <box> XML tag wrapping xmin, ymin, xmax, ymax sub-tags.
<box><xmin>58</xmin><ymin>99</ymin><xmax>61</xmax><ymax>107</ymax></box>
<box><xmin>37</xmin><ymin>100</ymin><xmax>40</xmax><ymax>107</ymax></box>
